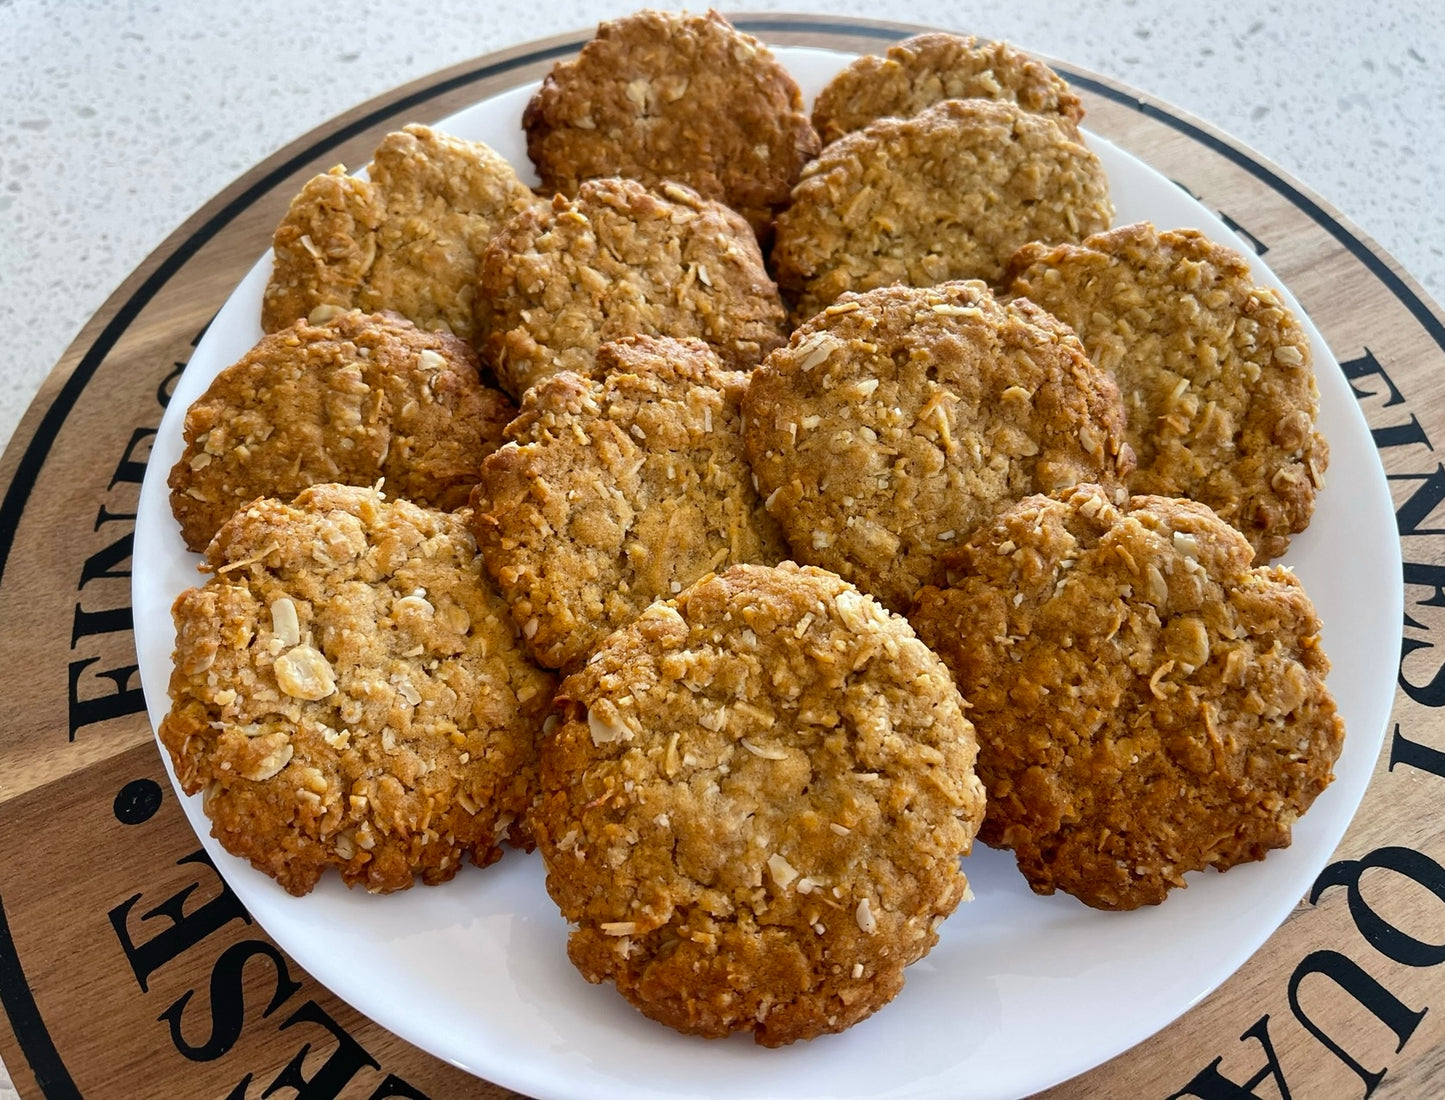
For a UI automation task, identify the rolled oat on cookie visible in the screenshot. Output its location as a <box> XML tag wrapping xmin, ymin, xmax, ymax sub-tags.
<box><xmin>774</xmin><ymin>97</ymin><xmax>1112</xmax><ymax>321</ymax></box>
<box><xmin>168</xmin><ymin>309</ymin><xmax>513</xmax><ymax>553</ymax></box>
<box><xmin>522</xmin><ymin>8</ymin><xmax>819</xmax><ymax>236</ymax></box>
<box><xmin>532</xmin><ymin>562</ymin><xmax>986</xmax><ymax>1045</ymax></box>
<box><xmin>910</xmin><ymin>485</ymin><xmax>1344</xmax><ymax>911</ymax></box>
<box><xmin>743</xmin><ymin>280</ymin><xmax>1133</xmax><ymax>611</ymax></box>
<box><xmin>1006</xmin><ymin>221</ymin><xmax>1327</xmax><ymax>561</ymax></box>
<box><xmin>160</xmin><ymin>483</ymin><xmax>556</xmax><ymax>896</ymax></box>
<box><xmin>262</xmin><ymin>124</ymin><xmax>540</xmax><ymax>342</ymax></box>
<box><xmin>812</xmin><ymin>32</ymin><xmax>1084</xmax><ymax>145</ymax></box>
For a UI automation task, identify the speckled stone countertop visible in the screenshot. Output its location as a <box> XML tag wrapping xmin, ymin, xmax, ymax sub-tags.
<box><xmin>0</xmin><ymin>1</ymin><xmax>1441</xmax><ymax>1094</ymax></box>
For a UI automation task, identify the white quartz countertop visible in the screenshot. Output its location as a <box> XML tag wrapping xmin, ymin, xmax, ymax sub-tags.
<box><xmin>0</xmin><ymin>0</ymin><xmax>1442</xmax><ymax>1095</ymax></box>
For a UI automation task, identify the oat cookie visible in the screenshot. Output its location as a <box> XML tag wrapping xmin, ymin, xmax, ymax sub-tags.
<box><xmin>773</xmin><ymin>98</ymin><xmax>1113</xmax><ymax>321</ymax></box>
<box><xmin>742</xmin><ymin>281</ymin><xmax>1133</xmax><ymax>611</ymax></box>
<box><xmin>812</xmin><ymin>33</ymin><xmax>1084</xmax><ymax>145</ymax></box>
<box><xmin>1006</xmin><ymin>222</ymin><xmax>1327</xmax><ymax>561</ymax></box>
<box><xmin>909</xmin><ymin>485</ymin><xmax>1344</xmax><ymax>910</ymax></box>
<box><xmin>532</xmin><ymin>562</ymin><xmax>985</xmax><ymax>1045</ymax></box>
<box><xmin>478</xmin><ymin>177</ymin><xmax>787</xmax><ymax>399</ymax></box>
<box><xmin>522</xmin><ymin>9</ymin><xmax>819</xmax><ymax>235</ymax></box>
<box><xmin>168</xmin><ymin>310</ymin><xmax>514</xmax><ymax>553</ymax></box>
<box><xmin>262</xmin><ymin>124</ymin><xmax>539</xmax><ymax>341</ymax></box>
<box><xmin>471</xmin><ymin>335</ymin><xmax>787</xmax><ymax>672</ymax></box>
<box><xmin>159</xmin><ymin>483</ymin><xmax>557</xmax><ymax>896</ymax></box>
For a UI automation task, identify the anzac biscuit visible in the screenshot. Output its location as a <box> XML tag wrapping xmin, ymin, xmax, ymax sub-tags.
<box><xmin>774</xmin><ymin>98</ymin><xmax>1113</xmax><ymax>321</ymax></box>
<box><xmin>742</xmin><ymin>281</ymin><xmax>1133</xmax><ymax>611</ymax></box>
<box><xmin>168</xmin><ymin>310</ymin><xmax>514</xmax><ymax>553</ymax></box>
<box><xmin>1006</xmin><ymin>222</ymin><xmax>1327</xmax><ymax>561</ymax></box>
<box><xmin>262</xmin><ymin>124</ymin><xmax>539</xmax><ymax>341</ymax></box>
<box><xmin>909</xmin><ymin>485</ymin><xmax>1344</xmax><ymax>911</ymax></box>
<box><xmin>159</xmin><ymin>483</ymin><xmax>557</xmax><ymax>897</ymax></box>
<box><xmin>531</xmin><ymin>562</ymin><xmax>986</xmax><ymax>1046</ymax></box>
<box><xmin>478</xmin><ymin>177</ymin><xmax>788</xmax><ymax>399</ymax></box>
<box><xmin>812</xmin><ymin>33</ymin><xmax>1084</xmax><ymax>145</ymax></box>
<box><xmin>522</xmin><ymin>9</ymin><xmax>819</xmax><ymax>235</ymax></box>
<box><xmin>471</xmin><ymin>335</ymin><xmax>788</xmax><ymax>672</ymax></box>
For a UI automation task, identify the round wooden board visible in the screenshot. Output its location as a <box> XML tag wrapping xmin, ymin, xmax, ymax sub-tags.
<box><xmin>1</xmin><ymin>15</ymin><xmax>1442</xmax><ymax>1099</ymax></box>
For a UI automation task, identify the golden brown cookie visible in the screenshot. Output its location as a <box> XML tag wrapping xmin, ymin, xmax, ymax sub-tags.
<box><xmin>262</xmin><ymin>124</ymin><xmax>539</xmax><ymax>341</ymax></box>
<box><xmin>774</xmin><ymin>98</ymin><xmax>1113</xmax><ymax>321</ymax></box>
<box><xmin>522</xmin><ymin>9</ymin><xmax>819</xmax><ymax>235</ymax></box>
<box><xmin>742</xmin><ymin>281</ymin><xmax>1134</xmax><ymax>611</ymax></box>
<box><xmin>478</xmin><ymin>177</ymin><xmax>788</xmax><ymax>399</ymax></box>
<box><xmin>909</xmin><ymin>485</ymin><xmax>1344</xmax><ymax>911</ymax></box>
<box><xmin>168</xmin><ymin>310</ymin><xmax>514</xmax><ymax>553</ymax></box>
<box><xmin>531</xmin><ymin>562</ymin><xmax>986</xmax><ymax>1045</ymax></box>
<box><xmin>1006</xmin><ymin>222</ymin><xmax>1327</xmax><ymax>561</ymax></box>
<box><xmin>159</xmin><ymin>483</ymin><xmax>557</xmax><ymax>897</ymax></box>
<box><xmin>812</xmin><ymin>33</ymin><xmax>1084</xmax><ymax>145</ymax></box>
<box><xmin>471</xmin><ymin>335</ymin><xmax>788</xmax><ymax>672</ymax></box>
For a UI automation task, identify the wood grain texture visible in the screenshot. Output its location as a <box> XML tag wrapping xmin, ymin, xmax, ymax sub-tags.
<box><xmin>0</xmin><ymin>15</ymin><xmax>1441</xmax><ymax>1099</ymax></box>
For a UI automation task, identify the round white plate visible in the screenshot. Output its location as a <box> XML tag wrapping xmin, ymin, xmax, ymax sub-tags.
<box><xmin>132</xmin><ymin>45</ymin><xmax>1402</xmax><ymax>1100</ymax></box>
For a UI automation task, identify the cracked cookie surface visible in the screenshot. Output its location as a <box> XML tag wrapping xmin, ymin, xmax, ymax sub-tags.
<box><xmin>531</xmin><ymin>562</ymin><xmax>985</xmax><ymax>1045</ymax></box>
<box><xmin>812</xmin><ymin>33</ymin><xmax>1084</xmax><ymax>145</ymax></box>
<box><xmin>909</xmin><ymin>485</ymin><xmax>1344</xmax><ymax>910</ymax></box>
<box><xmin>478</xmin><ymin>177</ymin><xmax>787</xmax><ymax>398</ymax></box>
<box><xmin>159</xmin><ymin>483</ymin><xmax>556</xmax><ymax>896</ymax></box>
<box><xmin>262</xmin><ymin>124</ymin><xmax>539</xmax><ymax>341</ymax></box>
<box><xmin>522</xmin><ymin>9</ymin><xmax>819</xmax><ymax>235</ymax></box>
<box><xmin>471</xmin><ymin>335</ymin><xmax>787</xmax><ymax>672</ymax></box>
<box><xmin>742</xmin><ymin>281</ymin><xmax>1134</xmax><ymax>611</ymax></box>
<box><xmin>774</xmin><ymin>98</ymin><xmax>1112</xmax><ymax>321</ymax></box>
<box><xmin>1006</xmin><ymin>222</ymin><xmax>1327</xmax><ymax>561</ymax></box>
<box><xmin>168</xmin><ymin>309</ymin><xmax>514</xmax><ymax>553</ymax></box>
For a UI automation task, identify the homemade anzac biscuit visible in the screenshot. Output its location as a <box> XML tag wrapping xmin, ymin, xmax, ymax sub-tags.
<box><xmin>909</xmin><ymin>485</ymin><xmax>1344</xmax><ymax>910</ymax></box>
<box><xmin>742</xmin><ymin>281</ymin><xmax>1134</xmax><ymax>611</ymax></box>
<box><xmin>812</xmin><ymin>33</ymin><xmax>1084</xmax><ymax>145</ymax></box>
<box><xmin>262</xmin><ymin>124</ymin><xmax>539</xmax><ymax>341</ymax></box>
<box><xmin>159</xmin><ymin>483</ymin><xmax>557</xmax><ymax>897</ymax></box>
<box><xmin>478</xmin><ymin>177</ymin><xmax>788</xmax><ymax>399</ymax></box>
<box><xmin>1006</xmin><ymin>222</ymin><xmax>1327</xmax><ymax>561</ymax></box>
<box><xmin>471</xmin><ymin>335</ymin><xmax>788</xmax><ymax>672</ymax></box>
<box><xmin>522</xmin><ymin>9</ymin><xmax>819</xmax><ymax>235</ymax></box>
<box><xmin>168</xmin><ymin>310</ymin><xmax>514</xmax><ymax>553</ymax></box>
<box><xmin>773</xmin><ymin>98</ymin><xmax>1112</xmax><ymax>321</ymax></box>
<box><xmin>531</xmin><ymin>562</ymin><xmax>986</xmax><ymax>1046</ymax></box>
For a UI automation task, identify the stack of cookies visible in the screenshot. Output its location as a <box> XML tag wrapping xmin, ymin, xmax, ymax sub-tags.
<box><xmin>158</xmin><ymin>8</ymin><xmax>1344</xmax><ymax>1049</ymax></box>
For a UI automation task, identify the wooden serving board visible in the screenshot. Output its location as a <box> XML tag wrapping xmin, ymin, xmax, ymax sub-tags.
<box><xmin>1</xmin><ymin>15</ymin><xmax>1441</xmax><ymax>1099</ymax></box>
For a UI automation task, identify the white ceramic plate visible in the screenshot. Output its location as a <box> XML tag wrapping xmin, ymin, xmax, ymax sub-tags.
<box><xmin>132</xmin><ymin>46</ymin><xmax>1402</xmax><ymax>1100</ymax></box>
